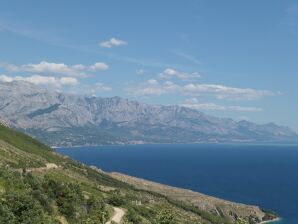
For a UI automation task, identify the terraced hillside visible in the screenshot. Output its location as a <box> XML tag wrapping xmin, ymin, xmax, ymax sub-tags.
<box><xmin>0</xmin><ymin>123</ymin><xmax>277</xmax><ymax>224</ymax></box>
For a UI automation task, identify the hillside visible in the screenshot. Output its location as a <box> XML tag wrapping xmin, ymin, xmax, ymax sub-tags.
<box><xmin>0</xmin><ymin>81</ymin><xmax>296</xmax><ymax>147</ymax></box>
<box><xmin>0</xmin><ymin>123</ymin><xmax>278</xmax><ymax>224</ymax></box>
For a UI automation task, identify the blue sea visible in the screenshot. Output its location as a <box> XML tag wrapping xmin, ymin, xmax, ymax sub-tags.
<box><xmin>57</xmin><ymin>144</ymin><xmax>298</xmax><ymax>224</ymax></box>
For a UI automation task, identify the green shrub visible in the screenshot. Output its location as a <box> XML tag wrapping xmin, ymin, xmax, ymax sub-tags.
<box><xmin>155</xmin><ymin>209</ymin><xmax>176</xmax><ymax>224</ymax></box>
<box><xmin>107</xmin><ymin>194</ymin><xmax>126</xmax><ymax>207</ymax></box>
<box><xmin>125</xmin><ymin>208</ymin><xmax>143</xmax><ymax>224</ymax></box>
<box><xmin>1</xmin><ymin>192</ymin><xmax>54</xmax><ymax>224</ymax></box>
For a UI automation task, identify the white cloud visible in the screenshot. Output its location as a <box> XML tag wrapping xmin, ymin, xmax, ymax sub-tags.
<box><xmin>147</xmin><ymin>79</ymin><xmax>159</xmax><ymax>85</ymax></box>
<box><xmin>183</xmin><ymin>83</ymin><xmax>274</xmax><ymax>100</ymax></box>
<box><xmin>0</xmin><ymin>74</ymin><xmax>14</xmax><ymax>82</ymax></box>
<box><xmin>228</xmin><ymin>106</ymin><xmax>263</xmax><ymax>112</ymax></box>
<box><xmin>71</xmin><ymin>64</ymin><xmax>86</xmax><ymax>70</ymax></box>
<box><xmin>0</xmin><ymin>61</ymin><xmax>109</xmax><ymax>77</ymax></box>
<box><xmin>0</xmin><ymin>62</ymin><xmax>19</xmax><ymax>72</ymax></box>
<box><xmin>181</xmin><ymin>98</ymin><xmax>263</xmax><ymax>112</ymax></box>
<box><xmin>0</xmin><ymin>74</ymin><xmax>78</xmax><ymax>86</ymax></box>
<box><xmin>125</xmin><ymin>79</ymin><xmax>275</xmax><ymax>101</ymax></box>
<box><xmin>59</xmin><ymin>77</ymin><xmax>79</xmax><ymax>86</ymax></box>
<box><xmin>19</xmin><ymin>75</ymin><xmax>57</xmax><ymax>85</ymax></box>
<box><xmin>163</xmin><ymin>81</ymin><xmax>180</xmax><ymax>91</ymax></box>
<box><xmin>125</xmin><ymin>79</ymin><xmax>177</xmax><ymax>96</ymax></box>
<box><xmin>159</xmin><ymin>68</ymin><xmax>201</xmax><ymax>81</ymax></box>
<box><xmin>99</xmin><ymin>37</ymin><xmax>127</xmax><ymax>48</ymax></box>
<box><xmin>22</xmin><ymin>61</ymin><xmax>71</xmax><ymax>74</ymax></box>
<box><xmin>183</xmin><ymin>102</ymin><xmax>226</xmax><ymax>110</ymax></box>
<box><xmin>0</xmin><ymin>74</ymin><xmax>114</xmax><ymax>97</ymax></box>
<box><xmin>89</xmin><ymin>62</ymin><xmax>109</xmax><ymax>71</ymax></box>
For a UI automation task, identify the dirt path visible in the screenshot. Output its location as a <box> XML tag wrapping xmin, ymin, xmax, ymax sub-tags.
<box><xmin>17</xmin><ymin>163</ymin><xmax>60</xmax><ymax>173</ymax></box>
<box><xmin>28</xmin><ymin>163</ymin><xmax>59</xmax><ymax>172</ymax></box>
<box><xmin>106</xmin><ymin>207</ymin><xmax>125</xmax><ymax>224</ymax></box>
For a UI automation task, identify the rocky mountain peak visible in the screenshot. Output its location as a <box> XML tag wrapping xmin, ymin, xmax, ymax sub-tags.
<box><xmin>1</xmin><ymin>80</ymin><xmax>297</xmax><ymax>146</ymax></box>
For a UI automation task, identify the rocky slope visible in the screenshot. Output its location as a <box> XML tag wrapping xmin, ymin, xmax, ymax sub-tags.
<box><xmin>110</xmin><ymin>172</ymin><xmax>278</xmax><ymax>224</ymax></box>
<box><xmin>0</xmin><ymin>81</ymin><xmax>296</xmax><ymax>146</ymax></box>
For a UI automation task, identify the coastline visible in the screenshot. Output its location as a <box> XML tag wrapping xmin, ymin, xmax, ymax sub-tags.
<box><xmin>51</xmin><ymin>141</ymin><xmax>298</xmax><ymax>149</ymax></box>
<box><xmin>260</xmin><ymin>217</ymin><xmax>282</xmax><ymax>224</ymax></box>
<box><xmin>55</xmin><ymin>145</ymin><xmax>294</xmax><ymax>223</ymax></box>
<box><xmin>109</xmin><ymin>171</ymin><xmax>275</xmax><ymax>223</ymax></box>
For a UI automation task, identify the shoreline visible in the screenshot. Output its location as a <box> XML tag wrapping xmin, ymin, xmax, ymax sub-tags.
<box><xmin>260</xmin><ymin>217</ymin><xmax>282</xmax><ymax>224</ymax></box>
<box><xmin>52</xmin><ymin>141</ymin><xmax>298</xmax><ymax>149</ymax></box>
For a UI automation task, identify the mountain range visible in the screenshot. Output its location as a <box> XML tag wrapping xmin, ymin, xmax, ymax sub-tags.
<box><xmin>0</xmin><ymin>81</ymin><xmax>297</xmax><ymax>146</ymax></box>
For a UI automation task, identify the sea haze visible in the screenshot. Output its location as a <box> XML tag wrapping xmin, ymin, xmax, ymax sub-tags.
<box><xmin>57</xmin><ymin>144</ymin><xmax>298</xmax><ymax>224</ymax></box>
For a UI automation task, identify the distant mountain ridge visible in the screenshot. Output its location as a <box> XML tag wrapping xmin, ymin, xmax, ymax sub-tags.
<box><xmin>0</xmin><ymin>81</ymin><xmax>297</xmax><ymax>146</ymax></box>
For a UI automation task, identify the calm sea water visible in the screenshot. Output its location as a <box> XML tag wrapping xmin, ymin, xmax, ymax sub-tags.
<box><xmin>57</xmin><ymin>144</ymin><xmax>298</xmax><ymax>224</ymax></box>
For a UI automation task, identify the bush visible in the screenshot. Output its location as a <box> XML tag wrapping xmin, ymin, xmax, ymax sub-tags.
<box><xmin>1</xmin><ymin>192</ymin><xmax>54</xmax><ymax>224</ymax></box>
<box><xmin>125</xmin><ymin>208</ymin><xmax>143</xmax><ymax>224</ymax></box>
<box><xmin>107</xmin><ymin>194</ymin><xmax>126</xmax><ymax>207</ymax></box>
<box><xmin>155</xmin><ymin>209</ymin><xmax>176</xmax><ymax>224</ymax></box>
<box><xmin>0</xmin><ymin>203</ymin><xmax>17</xmax><ymax>224</ymax></box>
<box><xmin>82</xmin><ymin>195</ymin><xmax>109</xmax><ymax>224</ymax></box>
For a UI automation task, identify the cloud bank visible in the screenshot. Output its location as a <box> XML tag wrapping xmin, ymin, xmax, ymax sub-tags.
<box><xmin>0</xmin><ymin>61</ymin><xmax>109</xmax><ymax>77</ymax></box>
<box><xmin>0</xmin><ymin>74</ymin><xmax>78</xmax><ymax>86</ymax></box>
<box><xmin>182</xmin><ymin>83</ymin><xmax>274</xmax><ymax>100</ymax></box>
<box><xmin>125</xmin><ymin>79</ymin><xmax>274</xmax><ymax>101</ymax></box>
<box><xmin>181</xmin><ymin>98</ymin><xmax>263</xmax><ymax>112</ymax></box>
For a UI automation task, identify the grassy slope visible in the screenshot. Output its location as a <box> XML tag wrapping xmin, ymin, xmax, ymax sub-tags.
<box><xmin>0</xmin><ymin>124</ymin><xmax>275</xmax><ymax>224</ymax></box>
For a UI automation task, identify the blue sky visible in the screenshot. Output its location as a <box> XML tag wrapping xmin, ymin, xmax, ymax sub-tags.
<box><xmin>0</xmin><ymin>0</ymin><xmax>298</xmax><ymax>130</ymax></box>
